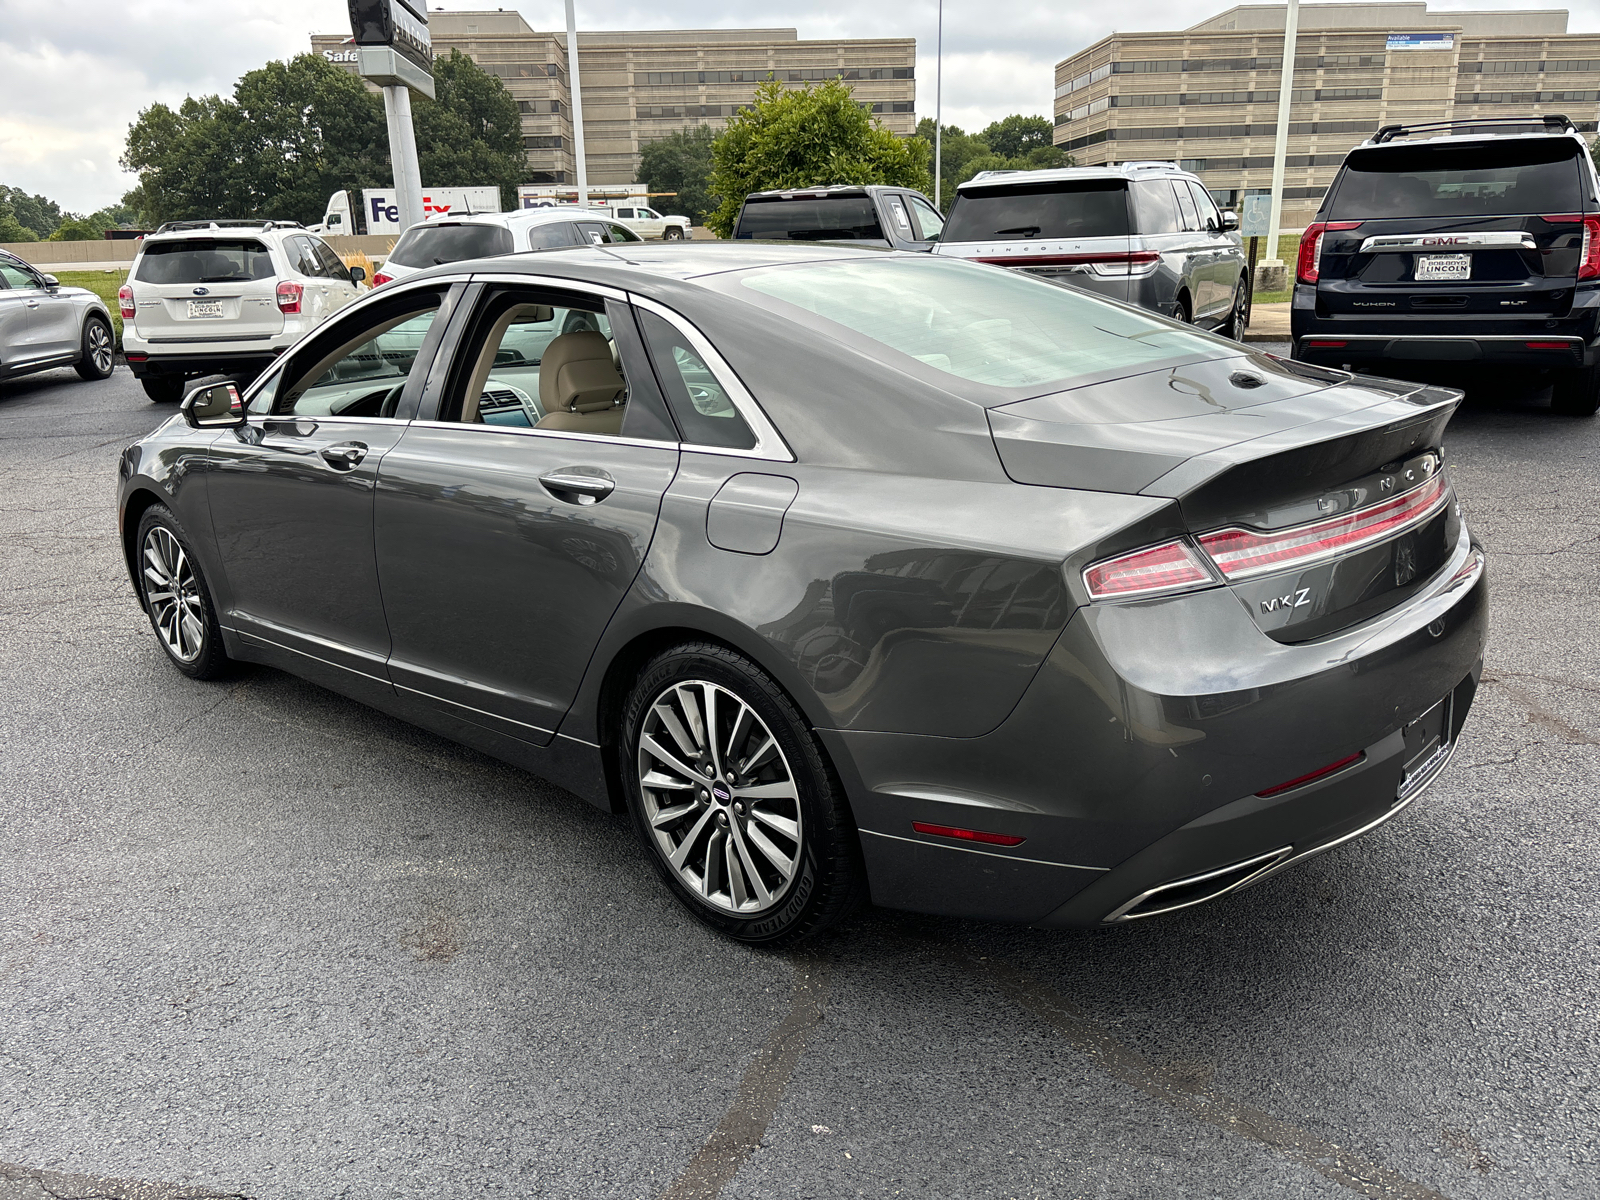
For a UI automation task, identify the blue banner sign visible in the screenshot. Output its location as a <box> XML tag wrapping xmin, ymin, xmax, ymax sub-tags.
<box><xmin>1386</xmin><ymin>33</ymin><xmax>1454</xmax><ymax>51</ymax></box>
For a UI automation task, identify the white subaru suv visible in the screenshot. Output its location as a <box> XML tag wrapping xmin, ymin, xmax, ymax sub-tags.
<box><xmin>121</xmin><ymin>220</ymin><xmax>365</xmax><ymax>402</ymax></box>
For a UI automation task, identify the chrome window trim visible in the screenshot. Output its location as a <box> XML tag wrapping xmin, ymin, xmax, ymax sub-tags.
<box><xmin>245</xmin><ymin>414</ymin><xmax>413</xmax><ymax>428</ymax></box>
<box><xmin>466</xmin><ymin>271</ymin><xmax>629</xmax><ymax>302</ymax></box>
<box><xmin>407</xmin><ymin>418</ymin><xmax>680</xmax><ymax>452</ymax></box>
<box><xmin>629</xmin><ymin>294</ymin><xmax>796</xmax><ymax>463</ymax></box>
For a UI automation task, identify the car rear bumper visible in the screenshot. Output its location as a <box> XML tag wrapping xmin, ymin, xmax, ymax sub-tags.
<box><xmin>826</xmin><ymin>527</ymin><xmax>1489</xmax><ymax>928</ymax></box>
<box><xmin>1294</xmin><ymin>332</ymin><xmax>1592</xmax><ymax>369</ymax></box>
<box><xmin>123</xmin><ymin>348</ymin><xmax>285</xmax><ymax>379</ymax></box>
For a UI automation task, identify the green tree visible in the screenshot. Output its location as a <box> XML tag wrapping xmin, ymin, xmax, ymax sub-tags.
<box><xmin>639</xmin><ymin>124</ymin><xmax>716</xmax><ymax>223</ymax></box>
<box><xmin>0</xmin><ymin>187</ymin><xmax>62</xmax><ymax>238</ymax></box>
<box><xmin>122</xmin><ymin>51</ymin><xmax>523</xmax><ymax>226</ymax></box>
<box><xmin>0</xmin><ymin>201</ymin><xmax>38</xmax><ymax>243</ymax></box>
<box><xmin>414</xmin><ymin>48</ymin><xmax>525</xmax><ymax>211</ymax></box>
<box><xmin>978</xmin><ymin>115</ymin><xmax>1056</xmax><ymax>159</ymax></box>
<box><xmin>706</xmin><ymin>78</ymin><xmax>932</xmax><ymax>237</ymax></box>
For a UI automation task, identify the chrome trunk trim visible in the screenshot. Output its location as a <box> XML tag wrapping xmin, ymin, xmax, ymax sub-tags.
<box><xmin>1358</xmin><ymin>231</ymin><xmax>1536</xmax><ymax>253</ymax></box>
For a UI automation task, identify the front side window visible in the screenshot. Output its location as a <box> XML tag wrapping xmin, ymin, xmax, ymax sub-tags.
<box><xmin>266</xmin><ymin>295</ymin><xmax>444</xmax><ymax>417</ymax></box>
<box><xmin>608</xmin><ymin>222</ymin><xmax>644</xmax><ymax>243</ymax></box>
<box><xmin>0</xmin><ymin>260</ymin><xmax>39</xmax><ymax>289</ymax></box>
<box><xmin>135</xmin><ymin>239</ymin><xmax>274</xmax><ymax>284</ymax></box>
<box><xmin>1189</xmin><ymin>182</ymin><xmax>1223</xmax><ymax>231</ymax></box>
<box><xmin>636</xmin><ymin>309</ymin><xmax>756</xmax><ymax>450</ymax></box>
<box><xmin>387</xmin><ymin>223</ymin><xmax>514</xmax><ymax>269</ymax></box>
<box><xmin>907</xmin><ymin>195</ymin><xmax>945</xmax><ymax>241</ymax></box>
<box><xmin>943</xmin><ymin>181</ymin><xmax>1131</xmax><ymax>241</ymax></box>
<box><xmin>524</xmin><ymin>223</ymin><xmax>579</xmax><ymax>250</ymax></box>
<box><xmin>1173</xmin><ymin>181</ymin><xmax>1202</xmax><ymax>232</ymax></box>
<box><xmin>885</xmin><ymin>196</ymin><xmax>915</xmax><ymax>238</ymax></box>
<box><xmin>577</xmin><ymin>222</ymin><xmax>611</xmax><ymax>245</ymax></box>
<box><xmin>312</xmin><ymin>238</ymin><xmax>353</xmax><ymax>282</ymax></box>
<box><xmin>736</xmin><ymin>257</ymin><xmax>1218</xmax><ymax>391</ymax></box>
<box><xmin>288</xmin><ymin>236</ymin><xmax>327</xmax><ymax>278</ymax></box>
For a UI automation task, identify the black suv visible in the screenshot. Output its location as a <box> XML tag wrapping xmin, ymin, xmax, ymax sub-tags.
<box><xmin>1292</xmin><ymin>115</ymin><xmax>1600</xmax><ymax>416</ymax></box>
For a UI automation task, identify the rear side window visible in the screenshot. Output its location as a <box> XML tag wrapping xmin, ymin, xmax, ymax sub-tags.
<box><xmin>136</xmin><ymin>240</ymin><xmax>274</xmax><ymax>284</ymax></box>
<box><xmin>1131</xmin><ymin>181</ymin><xmax>1180</xmax><ymax>234</ymax></box>
<box><xmin>1329</xmin><ymin>138</ymin><xmax>1586</xmax><ymax>219</ymax></box>
<box><xmin>943</xmin><ymin>181</ymin><xmax>1130</xmax><ymax>242</ymax></box>
<box><xmin>736</xmin><ymin>197</ymin><xmax>884</xmax><ymax>241</ymax></box>
<box><xmin>636</xmin><ymin>309</ymin><xmax>757</xmax><ymax>450</ymax></box>
<box><xmin>387</xmin><ymin>223</ymin><xmax>513</xmax><ymax>269</ymax></box>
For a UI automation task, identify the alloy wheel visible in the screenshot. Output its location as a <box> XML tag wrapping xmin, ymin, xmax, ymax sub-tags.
<box><xmin>636</xmin><ymin>679</ymin><xmax>803</xmax><ymax>915</ymax></box>
<box><xmin>89</xmin><ymin>321</ymin><xmax>113</xmax><ymax>373</ymax></box>
<box><xmin>142</xmin><ymin>526</ymin><xmax>205</xmax><ymax>663</ymax></box>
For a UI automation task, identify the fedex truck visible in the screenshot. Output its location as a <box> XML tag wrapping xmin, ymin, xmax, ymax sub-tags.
<box><xmin>310</xmin><ymin>187</ymin><xmax>503</xmax><ymax>236</ymax></box>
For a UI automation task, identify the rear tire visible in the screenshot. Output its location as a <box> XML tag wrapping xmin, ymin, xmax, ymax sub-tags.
<box><xmin>74</xmin><ymin>316</ymin><xmax>115</xmax><ymax>380</ymax></box>
<box><xmin>134</xmin><ymin>504</ymin><xmax>231</xmax><ymax>680</ymax></box>
<box><xmin>1550</xmin><ymin>364</ymin><xmax>1600</xmax><ymax>416</ymax></box>
<box><xmin>1220</xmin><ymin>284</ymin><xmax>1247</xmax><ymax>340</ymax></box>
<box><xmin>620</xmin><ymin>641</ymin><xmax>865</xmax><ymax>947</ymax></box>
<box><xmin>141</xmin><ymin>376</ymin><xmax>184</xmax><ymax>404</ymax></box>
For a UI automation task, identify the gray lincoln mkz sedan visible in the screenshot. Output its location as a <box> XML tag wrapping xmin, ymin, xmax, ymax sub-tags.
<box><xmin>118</xmin><ymin>243</ymin><xmax>1487</xmax><ymax>945</ymax></box>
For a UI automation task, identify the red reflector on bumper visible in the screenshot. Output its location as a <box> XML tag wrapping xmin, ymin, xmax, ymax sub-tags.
<box><xmin>1306</xmin><ymin>340</ymin><xmax>1347</xmax><ymax>348</ymax></box>
<box><xmin>124</xmin><ymin>353</ymin><xmax>148</xmax><ymax>362</ymax></box>
<box><xmin>1524</xmin><ymin>341</ymin><xmax>1571</xmax><ymax>350</ymax></box>
<box><xmin>1256</xmin><ymin>752</ymin><xmax>1364</xmax><ymax>798</ymax></box>
<box><xmin>912</xmin><ymin>821</ymin><xmax>1026</xmax><ymax>847</ymax></box>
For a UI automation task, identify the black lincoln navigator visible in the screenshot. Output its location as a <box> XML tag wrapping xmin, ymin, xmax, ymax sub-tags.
<box><xmin>1291</xmin><ymin>114</ymin><xmax>1600</xmax><ymax>416</ymax></box>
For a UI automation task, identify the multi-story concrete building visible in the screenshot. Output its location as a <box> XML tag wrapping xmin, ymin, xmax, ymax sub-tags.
<box><xmin>313</xmin><ymin>12</ymin><xmax>916</xmax><ymax>187</ymax></box>
<box><xmin>1053</xmin><ymin>3</ymin><xmax>1600</xmax><ymax>228</ymax></box>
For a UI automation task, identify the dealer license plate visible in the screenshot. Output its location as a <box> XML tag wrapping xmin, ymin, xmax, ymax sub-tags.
<box><xmin>1397</xmin><ymin>694</ymin><xmax>1452</xmax><ymax>799</ymax></box>
<box><xmin>1416</xmin><ymin>253</ymin><xmax>1471</xmax><ymax>281</ymax></box>
<box><xmin>186</xmin><ymin>299</ymin><xmax>224</xmax><ymax>319</ymax></box>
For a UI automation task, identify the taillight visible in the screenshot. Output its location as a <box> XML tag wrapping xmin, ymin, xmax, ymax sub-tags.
<box><xmin>117</xmin><ymin>284</ymin><xmax>135</xmax><ymax>320</ymax></box>
<box><xmin>1198</xmin><ymin>475</ymin><xmax>1449</xmax><ymax>581</ymax></box>
<box><xmin>371</xmin><ymin>270</ymin><xmax>393</xmax><ymax>287</ymax></box>
<box><xmin>1538</xmin><ymin>214</ymin><xmax>1600</xmax><ymax>279</ymax></box>
<box><xmin>276</xmin><ymin>280</ymin><xmax>303</xmax><ymax>314</ymax></box>
<box><xmin>1296</xmin><ymin>221</ymin><xmax>1362</xmax><ymax>285</ymax></box>
<box><xmin>1083</xmin><ymin>539</ymin><xmax>1215</xmax><ymax>601</ymax></box>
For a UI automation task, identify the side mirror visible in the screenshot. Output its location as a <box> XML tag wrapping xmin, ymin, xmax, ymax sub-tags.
<box><xmin>349</xmin><ymin>265</ymin><xmax>367</xmax><ymax>284</ymax></box>
<box><xmin>181</xmin><ymin>379</ymin><xmax>245</xmax><ymax>429</ymax></box>
<box><xmin>1221</xmin><ymin>211</ymin><xmax>1240</xmax><ymax>232</ymax></box>
<box><xmin>42</xmin><ymin>273</ymin><xmax>60</xmax><ymax>290</ymax></box>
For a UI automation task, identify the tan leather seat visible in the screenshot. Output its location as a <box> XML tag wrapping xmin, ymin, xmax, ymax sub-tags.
<box><xmin>534</xmin><ymin>330</ymin><xmax>626</xmax><ymax>436</ymax></box>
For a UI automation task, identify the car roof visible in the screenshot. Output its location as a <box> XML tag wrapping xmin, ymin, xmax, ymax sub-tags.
<box><xmin>1351</xmin><ymin>129</ymin><xmax>1589</xmax><ymax>151</ymax></box>
<box><xmin>144</xmin><ymin>221</ymin><xmax>303</xmax><ymax>242</ymax></box>
<box><xmin>418</xmin><ymin>207</ymin><xmax>615</xmax><ymax>231</ymax></box>
<box><xmin>743</xmin><ymin>185</ymin><xmax>905</xmax><ymax>200</ymax></box>
<box><xmin>955</xmin><ymin>163</ymin><xmax>1198</xmax><ymax>192</ymax></box>
<box><xmin>398</xmin><ymin>240</ymin><xmax>888</xmax><ymax>287</ymax></box>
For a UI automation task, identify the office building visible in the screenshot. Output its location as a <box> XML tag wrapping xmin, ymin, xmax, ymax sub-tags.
<box><xmin>314</xmin><ymin>13</ymin><xmax>917</xmax><ymax>186</ymax></box>
<box><xmin>1053</xmin><ymin>3</ymin><xmax>1600</xmax><ymax>227</ymax></box>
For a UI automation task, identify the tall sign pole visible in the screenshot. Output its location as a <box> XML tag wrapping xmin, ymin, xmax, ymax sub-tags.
<box><xmin>349</xmin><ymin>0</ymin><xmax>435</xmax><ymax>231</ymax></box>
<box><xmin>565</xmin><ymin>0</ymin><xmax>589</xmax><ymax>207</ymax></box>
<box><xmin>1264</xmin><ymin>0</ymin><xmax>1301</xmax><ymax>273</ymax></box>
<box><xmin>934</xmin><ymin>0</ymin><xmax>944</xmax><ymax>209</ymax></box>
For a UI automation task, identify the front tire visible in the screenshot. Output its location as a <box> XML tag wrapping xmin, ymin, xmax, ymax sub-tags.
<box><xmin>621</xmin><ymin>642</ymin><xmax>864</xmax><ymax>947</ymax></box>
<box><xmin>74</xmin><ymin>316</ymin><xmax>115</xmax><ymax>380</ymax></box>
<box><xmin>1551</xmin><ymin>364</ymin><xmax>1600</xmax><ymax>416</ymax></box>
<box><xmin>141</xmin><ymin>376</ymin><xmax>184</xmax><ymax>404</ymax></box>
<box><xmin>135</xmin><ymin>504</ymin><xmax>230</xmax><ymax>680</ymax></box>
<box><xmin>663</xmin><ymin>226</ymin><xmax>686</xmax><ymax>241</ymax></box>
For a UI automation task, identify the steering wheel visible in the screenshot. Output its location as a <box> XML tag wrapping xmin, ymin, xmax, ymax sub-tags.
<box><xmin>378</xmin><ymin>382</ymin><xmax>406</xmax><ymax>418</ymax></box>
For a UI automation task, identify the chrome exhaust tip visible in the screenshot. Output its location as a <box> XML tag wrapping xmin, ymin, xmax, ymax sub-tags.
<box><xmin>1104</xmin><ymin>845</ymin><xmax>1295</xmax><ymax>923</ymax></box>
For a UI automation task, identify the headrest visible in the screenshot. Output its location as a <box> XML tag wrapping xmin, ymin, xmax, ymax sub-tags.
<box><xmin>539</xmin><ymin>330</ymin><xmax>624</xmax><ymax>413</ymax></box>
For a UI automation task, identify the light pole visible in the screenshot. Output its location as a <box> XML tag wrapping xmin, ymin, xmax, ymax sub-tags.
<box><xmin>1264</xmin><ymin>0</ymin><xmax>1301</xmax><ymax>279</ymax></box>
<box><xmin>565</xmin><ymin>0</ymin><xmax>589</xmax><ymax>207</ymax></box>
<box><xmin>934</xmin><ymin>0</ymin><xmax>944</xmax><ymax>209</ymax></box>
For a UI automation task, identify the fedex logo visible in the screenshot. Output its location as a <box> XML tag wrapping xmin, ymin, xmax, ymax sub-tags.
<box><xmin>368</xmin><ymin>195</ymin><xmax>457</xmax><ymax>225</ymax></box>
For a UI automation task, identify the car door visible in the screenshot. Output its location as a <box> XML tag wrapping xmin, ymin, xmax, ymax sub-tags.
<box><xmin>906</xmin><ymin>193</ymin><xmax>946</xmax><ymax>246</ymax></box>
<box><xmin>1186</xmin><ymin>181</ymin><xmax>1235</xmax><ymax>321</ymax></box>
<box><xmin>204</xmin><ymin>281</ymin><xmax>459</xmax><ymax>703</ymax></box>
<box><xmin>0</xmin><ymin>261</ymin><xmax>38</xmax><ymax>370</ymax></box>
<box><xmin>1170</xmin><ymin>180</ymin><xmax>1215</xmax><ymax>319</ymax></box>
<box><xmin>372</xmin><ymin>279</ymin><xmax>681</xmax><ymax>745</ymax></box>
<box><xmin>0</xmin><ymin>258</ymin><xmax>75</xmax><ymax>362</ymax></box>
<box><xmin>636</xmin><ymin>207</ymin><xmax>668</xmax><ymax>238</ymax></box>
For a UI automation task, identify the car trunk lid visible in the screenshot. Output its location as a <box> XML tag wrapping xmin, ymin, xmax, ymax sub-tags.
<box><xmin>989</xmin><ymin>353</ymin><xmax>1462</xmax><ymax>640</ymax></box>
<box><xmin>131</xmin><ymin>237</ymin><xmax>284</xmax><ymax>342</ymax></box>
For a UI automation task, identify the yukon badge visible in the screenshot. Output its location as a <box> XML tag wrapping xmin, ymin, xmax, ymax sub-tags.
<box><xmin>1261</xmin><ymin>588</ymin><xmax>1311</xmax><ymax>615</ymax></box>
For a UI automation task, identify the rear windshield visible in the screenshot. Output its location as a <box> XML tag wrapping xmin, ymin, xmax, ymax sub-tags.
<box><xmin>136</xmin><ymin>239</ymin><xmax>273</xmax><ymax>284</ymax></box>
<box><xmin>737</xmin><ymin>256</ymin><xmax>1217</xmax><ymax>391</ymax></box>
<box><xmin>1329</xmin><ymin>139</ymin><xmax>1586</xmax><ymax>219</ymax></box>
<box><xmin>387</xmin><ymin>222</ymin><xmax>514</xmax><ymax>268</ymax></box>
<box><xmin>736</xmin><ymin>197</ymin><xmax>883</xmax><ymax>241</ymax></box>
<box><xmin>944</xmin><ymin>181</ymin><xmax>1130</xmax><ymax>242</ymax></box>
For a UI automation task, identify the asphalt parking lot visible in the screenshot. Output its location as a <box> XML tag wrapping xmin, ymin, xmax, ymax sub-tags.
<box><xmin>2</xmin><ymin>359</ymin><xmax>1597</xmax><ymax>1200</ymax></box>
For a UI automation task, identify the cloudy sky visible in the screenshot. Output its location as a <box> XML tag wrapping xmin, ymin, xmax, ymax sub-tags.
<box><xmin>4</xmin><ymin>0</ymin><xmax>1599</xmax><ymax>213</ymax></box>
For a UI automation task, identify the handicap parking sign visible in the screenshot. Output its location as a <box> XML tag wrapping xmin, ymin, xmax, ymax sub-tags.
<box><xmin>1241</xmin><ymin>194</ymin><xmax>1273</xmax><ymax>237</ymax></box>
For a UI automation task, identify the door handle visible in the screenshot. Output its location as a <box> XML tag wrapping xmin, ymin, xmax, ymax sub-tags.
<box><xmin>539</xmin><ymin>468</ymin><xmax>615</xmax><ymax>505</ymax></box>
<box><xmin>320</xmin><ymin>442</ymin><xmax>368</xmax><ymax>469</ymax></box>
<box><xmin>25</xmin><ymin>300</ymin><xmax>40</xmax><ymax>308</ymax></box>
